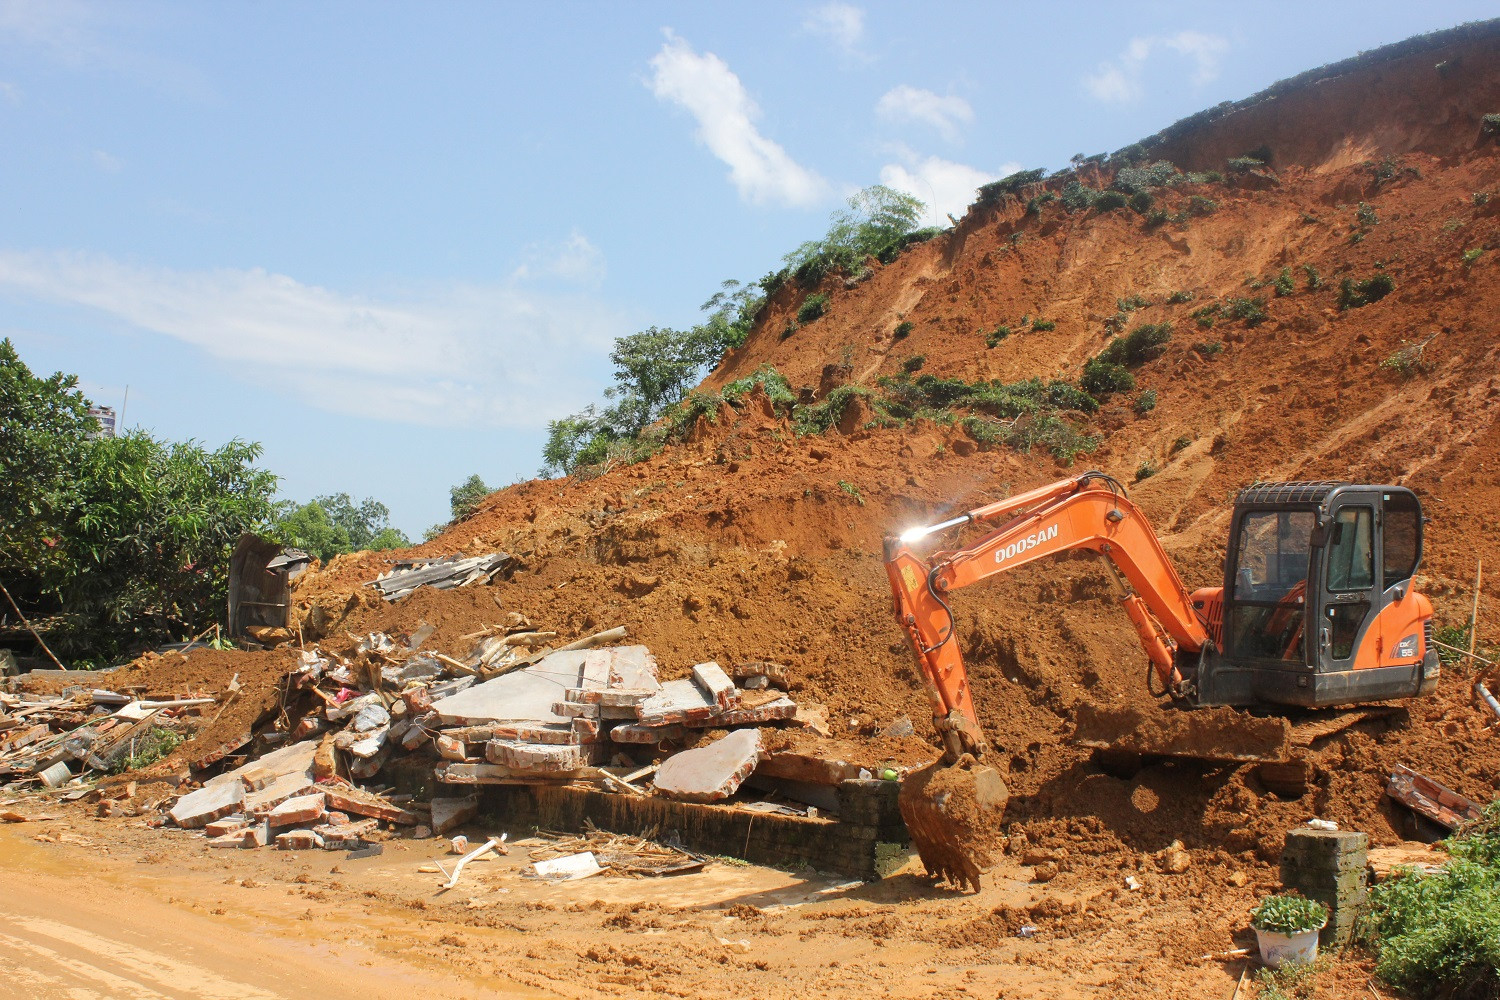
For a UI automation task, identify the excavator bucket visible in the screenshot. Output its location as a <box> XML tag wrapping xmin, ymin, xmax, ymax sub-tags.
<box><xmin>1071</xmin><ymin>702</ymin><xmax>1293</xmax><ymax>765</ymax></box>
<box><xmin>898</xmin><ymin>755</ymin><xmax>1009</xmax><ymax>892</ymax></box>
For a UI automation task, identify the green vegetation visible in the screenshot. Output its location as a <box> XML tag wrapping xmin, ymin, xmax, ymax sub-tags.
<box><xmin>1363</xmin><ymin>804</ymin><xmax>1500</xmax><ymax>999</ymax></box>
<box><xmin>1481</xmin><ymin>113</ymin><xmax>1500</xmax><ymax>137</ymax></box>
<box><xmin>1081</xmin><ymin>358</ymin><xmax>1134</xmax><ymax>395</ymax></box>
<box><xmin>424</xmin><ymin>475</ymin><xmax>493</xmax><ymax>540</ymax></box>
<box><xmin>1463</xmin><ymin>248</ymin><xmax>1485</xmax><ymax>265</ymax></box>
<box><xmin>1133</xmin><ymin>389</ymin><xmax>1157</xmax><ymax>415</ymax></box>
<box><xmin>1434</xmin><ymin>623</ymin><xmax>1472</xmax><ymax>665</ymax></box>
<box><xmin>1031</xmin><ymin>318</ymin><xmax>1056</xmax><ymax>331</ymax></box>
<box><xmin>1273</xmin><ymin>267</ymin><xmax>1295</xmax><ymax>297</ymax></box>
<box><xmin>1224</xmin><ymin>296</ymin><xmax>1268</xmax><ymax>325</ymax></box>
<box><xmin>1166</xmin><ymin>290</ymin><xmax>1196</xmax><ymax>304</ymax></box>
<box><xmin>837</xmin><ymin>480</ymin><xmax>865</xmax><ymax>505</ymax></box>
<box><xmin>1302</xmin><ymin>264</ymin><xmax>1323</xmax><ymax>290</ymax></box>
<box><xmin>797</xmin><ymin>292</ymin><xmax>829</xmax><ymax>324</ymax></box>
<box><xmin>1356</xmin><ymin>201</ymin><xmax>1380</xmax><ymax>229</ymax></box>
<box><xmin>1112</xmin><ymin>161</ymin><xmax>1179</xmax><ymax>194</ymax></box>
<box><xmin>1251</xmin><ymin>894</ymin><xmax>1328</xmax><ymax>935</ymax></box>
<box><xmin>985</xmin><ymin>325</ymin><xmax>1011</xmax><ymax>348</ymax></box>
<box><xmin>1337</xmin><ymin>273</ymin><xmax>1395</xmax><ymax>310</ymax></box>
<box><xmin>1475</xmin><ymin>192</ymin><xmax>1491</xmax><ymax>206</ymax></box>
<box><xmin>1170</xmin><ymin>435</ymin><xmax>1192</xmax><ymax>454</ymax></box>
<box><xmin>1379</xmin><ymin>337</ymin><xmax>1433</xmax><ymax>379</ymax></box>
<box><xmin>780</xmin><ymin>321</ymin><xmax>799</xmax><ymax>340</ymax></box>
<box><xmin>1188</xmin><ymin>195</ymin><xmax>1218</xmax><ymax>216</ymax></box>
<box><xmin>1</xmin><ymin>340</ymin><xmax>279</xmax><ymax>661</ymax></box>
<box><xmin>273</xmin><ymin>494</ymin><xmax>409</xmax><ymax>563</ymax></box>
<box><xmin>974</xmin><ymin>168</ymin><xmax>1047</xmax><ymax>207</ymax></box>
<box><xmin>901</xmin><ymin>354</ymin><xmax>925</xmax><ymax>374</ymax></box>
<box><xmin>1099</xmin><ymin>323</ymin><xmax>1173</xmax><ymax>366</ymax></box>
<box><xmin>783</xmin><ymin>185</ymin><xmax>927</xmax><ymax>285</ymax></box>
<box><xmin>1135</xmin><ymin>461</ymin><xmax>1157</xmax><ymax>481</ymax></box>
<box><xmin>1117</xmin><ymin>294</ymin><xmax>1149</xmax><ymax>312</ymax></box>
<box><xmin>1226</xmin><ymin>155</ymin><xmax>1265</xmax><ymax>173</ymax></box>
<box><xmin>894</xmin><ymin>320</ymin><xmax>914</xmax><ymax>339</ymax></box>
<box><xmin>1255</xmin><ymin>959</ymin><xmax>1329</xmax><ymax>1000</ymax></box>
<box><xmin>1093</xmin><ymin>190</ymin><xmax>1128</xmax><ymax>212</ymax></box>
<box><xmin>110</xmin><ymin>726</ymin><xmax>184</xmax><ymax>774</ymax></box>
<box><xmin>1193</xmin><ymin>340</ymin><xmax>1225</xmax><ymax>357</ymax></box>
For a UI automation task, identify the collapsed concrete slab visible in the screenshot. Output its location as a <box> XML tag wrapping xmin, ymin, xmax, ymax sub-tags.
<box><xmin>683</xmin><ymin>696</ymin><xmax>798</xmax><ymax>728</ymax></box>
<box><xmin>610</xmin><ymin>722</ymin><xmax>685</xmax><ymax>744</ymax></box>
<box><xmin>429</xmin><ymin>649</ymin><xmax>608</xmax><ymax>726</ymax></box>
<box><xmin>691</xmin><ymin>662</ymin><xmax>739</xmax><ymax>710</ymax></box>
<box><xmin>430</xmin><ymin>794</ymin><xmax>479</xmax><ymax>835</ymax></box>
<box><xmin>169</xmin><ymin>780</ymin><xmax>245</xmax><ymax>829</ymax></box>
<box><xmin>654</xmin><ymin>729</ymin><xmax>762</xmax><ymax>803</ymax></box>
<box><xmin>267</xmin><ymin>793</ymin><xmax>326</xmax><ymax>828</ymax></box>
<box><xmin>486</xmin><ymin>740</ymin><xmax>588</xmax><ymax>772</ymax></box>
<box><xmin>636</xmin><ymin>678</ymin><xmax>721</xmax><ymax>727</ymax></box>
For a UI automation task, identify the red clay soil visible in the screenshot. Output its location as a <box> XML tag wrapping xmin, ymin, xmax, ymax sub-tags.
<box><xmin>22</xmin><ymin>24</ymin><xmax>1500</xmax><ymax>999</ymax></box>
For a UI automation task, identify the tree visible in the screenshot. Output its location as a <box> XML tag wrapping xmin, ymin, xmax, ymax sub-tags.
<box><xmin>449</xmin><ymin>474</ymin><xmax>490</xmax><ymax>521</ymax></box>
<box><xmin>272</xmin><ymin>493</ymin><xmax>409</xmax><ymax>562</ymax></box>
<box><xmin>0</xmin><ymin>339</ymin><xmax>94</xmax><ymax>583</ymax></box>
<box><xmin>782</xmin><ymin>185</ymin><xmax>926</xmax><ymax>283</ymax></box>
<box><xmin>0</xmin><ymin>339</ymin><xmax>281</xmax><ymax>660</ymax></box>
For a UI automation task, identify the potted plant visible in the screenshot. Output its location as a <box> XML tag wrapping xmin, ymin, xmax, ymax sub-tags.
<box><xmin>1249</xmin><ymin>893</ymin><xmax>1329</xmax><ymax>967</ymax></box>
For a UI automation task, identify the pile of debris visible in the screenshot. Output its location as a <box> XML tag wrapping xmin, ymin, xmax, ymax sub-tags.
<box><xmin>366</xmin><ymin>553</ymin><xmax>512</xmax><ymax>602</ymax></box>
<box><xmin>1</xmin><ymin>687</ymin><xmax>213</xmax><ymax>790</ymax></box>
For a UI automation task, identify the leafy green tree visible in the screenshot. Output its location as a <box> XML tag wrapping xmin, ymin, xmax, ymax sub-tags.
<box><xmin>0</xmin><ymin>339</ymin><xmax>94</xmax><ymax>583</ymax></box>
<box><xmin>449</xmin><ymin>474</ymin><xmax>490</xmax><ymax>522</ymax></box>
<box><xmin>273</xmin><ymin>493</ymin><xmax>409</xmax><ymax>561</ymax></box>
<box><xmin>1</xmin><ymin>339</ymin><xmax>280</xmax><ymax>660</ymax></box>
<box><xmin>783</xmin><ymin>185</ymin><xmax>926</xmax><ymax>283</ymax></box>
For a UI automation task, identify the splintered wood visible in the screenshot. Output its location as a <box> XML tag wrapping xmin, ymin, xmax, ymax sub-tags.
<box><xmin>527</xmin><ymin>821</ymin><xmax>706</xmax><ymax>877</ymax></box>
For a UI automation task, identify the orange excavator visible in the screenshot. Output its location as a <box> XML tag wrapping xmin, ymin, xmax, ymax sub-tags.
<box><xmin>884</xmin><ymin>471</ymin><xmax>1440</xmax><ymax>888</ymax></box>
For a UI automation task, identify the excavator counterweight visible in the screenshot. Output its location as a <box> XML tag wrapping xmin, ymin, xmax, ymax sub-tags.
<box><xmin>885</xmin><ymin>472</ymin><xmax>1438</xmax><ymax>888</ymax></box>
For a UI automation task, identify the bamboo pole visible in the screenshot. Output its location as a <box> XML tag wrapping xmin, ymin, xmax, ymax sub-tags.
<box><xmin>0</xmin><ymin>577</ymin><xmax>67</xmax><ymax>671</ymax></box>
<box><xmin>1468</xmin><ymin>558</ymin><xmax>1482</xmax><ymax>662</ymax></box>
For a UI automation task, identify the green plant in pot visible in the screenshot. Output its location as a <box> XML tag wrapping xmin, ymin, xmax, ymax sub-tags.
<box><xmin>1250</xmin><ymin>894</ymin><xmax>1328</xmax><ymax>967</ymax></box>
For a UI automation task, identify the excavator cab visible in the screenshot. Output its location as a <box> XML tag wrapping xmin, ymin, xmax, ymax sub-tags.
<box><xmin>1190</xmin><ymin>482</ymin><xmax>1439</xmax><ymax>708</ymax></box>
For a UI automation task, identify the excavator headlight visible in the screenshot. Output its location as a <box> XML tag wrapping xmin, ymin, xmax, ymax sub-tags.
<box><xmin>1393</xmin><ymin>633</ymin><xmax>1420</xmax><ymax>659</ymax></box>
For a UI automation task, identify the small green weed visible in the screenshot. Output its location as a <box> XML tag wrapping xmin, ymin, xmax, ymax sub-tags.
<box><xmin>1356</xmin><ymin>201</ymin><xmax>1379</xmax><ymax>228</ymax></box>
<box><xmin>1117</xmin><ymin>294</ymin><xmax>1149</xmax><ymax>312</ymax></box>
<box><xmin>1166</xmin><ymin>290</ymin><xmax>1196</xmax><ymax>304</ymax></box>
<box><xmin>1463</xmin><ymin>248</ymin><xmax>1484</xmax><ymax>265</ymax></box>
<box><xmin>1135</xmin><ymin>461</ymin><xmax>1156</xmax><ymax>481</ymax></box>
<box><xmin>1302</xmin><ymin>264</ymin><xmax>1322</xmax><ymax>290</ymax></box>
<box><xmin>1133</xmin><ymin>389</ymin><xmax>1157</xmax><ymax>415</ymax></box>
<box><xmin>893</xmin><ymin>320</ymin><xmax>914</xmax><ymax>339</ymax></box>
<box><xmin>901</xmin><ymin>354</ymin><xmax>925</xmax><ymax>374</ymax></box>
<box><xmin>985</xmin><ymin>325</ymin><xmax>1011</xmax><ymax>348</ymax></box>
<box><xmin>838</xmin><ymin>480</ymin><xmax>865</xmax><ymax>505</ymax></box>
<box><xmin>1192</xmin><ymin>340</ymin><xmax>1224</xmax><ymax>357</ymax></box>
<box><xmin>797</xmin><ymin>293</ymin><xmax>829</xmax><ymax>324</ymax></box>
<box><xmin>1273</xmin><ymin>267</ymin><xmax>1295</xmax><ymax>297</ymax></box>
<box><xmin>1338</xmin><ymin>273</ymin><xmax>1395</xmax><ymax>310</ymax></box>
<box><xmin>1031</xmin><ymin>318</ymin><xmax>1056</xmax><ymax>331</ymax></box>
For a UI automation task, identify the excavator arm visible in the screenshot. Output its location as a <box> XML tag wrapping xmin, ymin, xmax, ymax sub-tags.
<box><xmin>884</xmin><ymin>471</ymin><xmax>1211</xmax><ymax>763</ymax></box>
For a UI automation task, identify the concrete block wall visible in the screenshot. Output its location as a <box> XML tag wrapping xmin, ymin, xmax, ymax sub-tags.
<box><xmin>1280</xmin><ymin>827</ymin><xmax>1369</xmax><ymax>948</ymax></box>
<box><xmin>472</xmin><ymin>777</ymin><xmax>909</xmax><ymax>879</ymax></box>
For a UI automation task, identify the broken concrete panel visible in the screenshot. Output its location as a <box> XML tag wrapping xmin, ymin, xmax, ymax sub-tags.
<box><xmin>436</xmin><ymin>762</ymin><xmax>586</xmax><ymax>784</ymax></box>
<box><xmin>275</xmin><ymin>829</ymin><xmax>325</xmax><ymax>851</ymax></box>
<box><xmin>435</xmin><ymin>734</ymin><xmax>472</xmax><ymax>762</ymax></box>
<box><xmin>267</xmin><ymin>793</ymin><xmax>327</xmax><ymax>828</ymax></box>
<box><xmin>552</xmin><ymin>700</ymin><xmax>600</xmax><ymax>719</ymax></box>
<box><xmin>609</xmin><ymin>722</ymin><xmax>686</xmax><ymax>744</ymax></box>
<box><xmin>487</xmin><ymin>740</ymin><xmax>588</xmax><ymax>772</ymax></box>
<box><xmin>571</xmin><ymin>717</ymin><xmax>601</xmax><ymax>743</ymax></box>
<box><xmin>326</xmin><ymin>692</ymin><xmax>380</xmax><ymax>722</ymax></box>
<box><xmin>603</xmin><ymin>645</ymin><xmax>661</xmax><ymax>691</ymax></box>
<box><xmin>204</xmin><ymin>815</ymin><xmax>251</xmax><ymax>838</ymax></box>
<box><xmin>349</xmin><ymin>726</ymin><xmax>389</xmax><ymax>759</ymax></box>
<box><xmin>239</xmin><ymin>823</ymin><xmax>269</xmax><ymax>848</ymax></box>
<box><xmin>430</xmin><ymin>795</ymin><xmax>479</xmax><ymax>835</ymax></box>
<box><xmin>636</xmin><ymin>678</ymin><xmax>721</xmax><ymax>726</ymax></box>
<box><xmin>401</xmin><ymin>720</ymin><xmax>434</xmax><ymax>751</ymax></box>
<box><xmin>691</xmin><ymin>662</ymin><xmax>739</xmax><ymax>710</ymax></box>
<box><xmin>352</xmin><ymin>702</ymin><xmax>391</xmax><ymax>733</ymax></box>
<box><xmin>430</xmin><ymin>649</ymin><xmax>606</xmax><ymax>726</ymax></box>
<box><xmin>323</xmin><ymin>786</ymin><xmax>418</xmax><ymax>825</ymax></box>
<box><xmin>733</xmin><ymin>660</ymin><xmax>796</xmax><ymax>689</ymax></box>
<box><xmin>170</xmin><ymin>780</ymin><xmax>245</xmax><ymax>829</ymax></box>
<box><xmin>756</xmin><ymin>751</ymin><xmax>862</xmax><ymax>786</ymax></box>
<box><xmin>600</xmin><ymin>705</ymin><xmax>640</xmax><ymax>719</ymax></box>
<box><xmin>682</xmin><ymin>696</ymin><xmax>798</xmax><ymax>728</ymax></box>
<box><xmin>655</xmin><ymin>729</ymin><xmax>762</xmax><ymax>803</ymax></box>
<box><xmin>488</xmin><ymin>723</ymin><xmax>577</xmax><ymax>745</ymax></box>
<box><xmin>313</xmin><ymin>818</ymin><xmax>378</xmax><ymax>849</ymax></box>
<box><xmin>348</xmin><ymin>743</ymin><xmax>391</xmax><ymax>781</ymax></box>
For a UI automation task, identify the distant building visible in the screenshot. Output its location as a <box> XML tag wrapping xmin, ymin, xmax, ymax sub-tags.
<box><xmin>88</xmin><ymin>405</ymin><xmax>116</xmax><ymax>439</ymax></box>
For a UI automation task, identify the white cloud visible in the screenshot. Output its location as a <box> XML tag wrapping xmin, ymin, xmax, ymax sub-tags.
<box><xmin>90</xmin><ymin>149</ymin><xmax>122</xmax><ymax>172</ymax></box>
<box><xmin>0</xmin><ymin>250</ymin><xmax>628</xmax><ymax>427</ymax></box>
<box><xmin>509</xmin><ymin>231</ymin><xmax>605</xmax><ymax>286</ymax></box>
<box><xmin>647</xmin><ymin>31</ymin><xmax>829</xmax><ymax>208</ymax></box>
<box><xmin>0</xmin><ymin>81</ymin><xmax>19</xmax><ymax>104</ymax></box>
<box><xmin>876</xmin><ymin>85</ymin><xmax>973</xmax><ymax>142</ymax></box>
<box><xmin>1083</xmin><ymin>31</ymin><xmax>1229</xmax><ymax>103</ymax></box>
<box><xmin>879</xmin><ymin>148</ymin><xmax>1022</xmax><ymax>227</ymax></box>
<box><xmin>801</xmin><ymin>3</ymin><xmax>865</xmax><ymax>58</ymax></box>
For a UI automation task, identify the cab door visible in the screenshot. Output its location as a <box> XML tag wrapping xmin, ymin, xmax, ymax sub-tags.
<box><xmin>1313</xmin><ymin>490</ymin><xmax>1382</xmax><ymax>671</ymax></box>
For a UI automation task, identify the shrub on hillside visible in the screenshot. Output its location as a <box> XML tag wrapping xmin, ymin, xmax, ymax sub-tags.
<box><xmin>1081</xmin><ymin>358</ymin><xmax>1135</xmax><ymax>396</ymax></box>
<box><xmin>1338</xmin><ymin>273</ymin><xmax>1395</xmax><ymax>309</ymax></box>
<box><xmin>798</xmin><ymin>293</ymin><xmax>830</xmax><ymax>324</ymax></box>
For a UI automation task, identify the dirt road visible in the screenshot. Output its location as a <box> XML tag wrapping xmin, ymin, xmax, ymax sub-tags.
<box><xmin>0</xmin><ymin>826</ymin><xmax>531</xmax><ymax>1000</ymax></box>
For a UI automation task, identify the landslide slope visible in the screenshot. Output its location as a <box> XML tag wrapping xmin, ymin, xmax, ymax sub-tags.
<box><xmin>291</xmin><ymin>24</ymin><xmax>1500</xmax><ymax>855</ymax></box>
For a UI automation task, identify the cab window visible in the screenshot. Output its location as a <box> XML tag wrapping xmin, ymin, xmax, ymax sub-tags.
<box><xmin>1383</xmin><ymin>493</ymin><xmax>1420</xmax><ymax>591</ymax></box>
<box><xmin>1326</xmin><ymin>507</ymin><xmax>1374</xmax><ymax>592</ymax></box>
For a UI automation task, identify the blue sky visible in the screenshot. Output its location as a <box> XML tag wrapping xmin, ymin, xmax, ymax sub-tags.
<box><xmin>2</xmin><ymin>0</ymin><xmax>1492</xmax><ymax>537</ymax></box>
